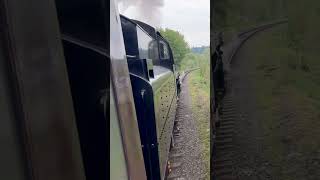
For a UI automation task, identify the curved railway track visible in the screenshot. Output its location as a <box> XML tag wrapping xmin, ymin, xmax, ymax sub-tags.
<box><xmin>166</xmin><ymin>67</ymin><xmax>203</xmax><ymax>180</ymax></box>
<box><xmin>212</xmin><ymin>20</ymin><xmax>288</xmax><ymax>180</ymax></box>
<box><xmin>181</xmin><ymin>68</ymin><xmax>201</xmax><ymax>82</ymax></box>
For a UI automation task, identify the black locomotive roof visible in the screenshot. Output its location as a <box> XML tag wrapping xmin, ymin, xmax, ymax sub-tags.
<box><xmin>120</xmin><ymin>15</ymin><xmax>168</xmax><ymax>43</ymax></box>
<box><xmin>132</xmin><ymin>19</ymin><xmax>157</xmax><ymax>39</ymax></box>
<box><xmin>133</xmin><ymin>20</ymin><xmax>168</xmax><ymax>43</ymax></box>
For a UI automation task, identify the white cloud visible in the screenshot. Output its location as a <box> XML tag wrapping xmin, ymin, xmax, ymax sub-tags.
<box><xmin>118</xmin><ymin>0</ymin><xmax>210</xmax><ymax>47</ymax></box>
<box><xmin>162</xmin><ymin>0</ymin><xmax>210</xmax><ymax>47</ymax></box>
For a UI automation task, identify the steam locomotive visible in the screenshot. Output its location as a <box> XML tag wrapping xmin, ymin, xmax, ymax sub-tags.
<box><xmin>111</xmin><ymin>0</ymin><xmax>178</xmax><ymax>179</ymax></box>
<box><xmin>0</xmin><ymin>0</ymin><xmax>176</xmax><ymax>179</ymax></box>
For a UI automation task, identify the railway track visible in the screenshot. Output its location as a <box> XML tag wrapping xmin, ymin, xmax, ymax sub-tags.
<box><xmin>212</xmin><ymin>20</ymin><xmax>288</xmax><ymax>180</ymax></box>
<box><xmin>166</xmin><ymin>68</ymin><xmax>202</xmax><ymax>180</ymax></box>
<box><xmin>228</xmin><ymin>19</ymin><xmax>288</xmax><ymax>64</ymax></box>
<box><xmin>180</xmin><ymin>68</ymin><xmax>200</xmax><ymax>82</ymax></box>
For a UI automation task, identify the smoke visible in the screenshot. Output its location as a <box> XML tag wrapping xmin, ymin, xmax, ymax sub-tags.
<box><xmin>117</xmin><ymin>0</ymin><xmax>164</xmax><ymax>28</ymax></box>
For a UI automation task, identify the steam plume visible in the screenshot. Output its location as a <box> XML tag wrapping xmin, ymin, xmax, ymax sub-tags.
<box><xmin>117</xmin><ymin>0</ymin><xmax>164</xmax><ymax>28</ymax></box>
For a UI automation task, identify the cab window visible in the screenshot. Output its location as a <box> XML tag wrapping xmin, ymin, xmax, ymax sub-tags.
<box><xmin>159</xmin><ymin>41</ymin><xmax>169</xmax><ymax>59</ymax></box>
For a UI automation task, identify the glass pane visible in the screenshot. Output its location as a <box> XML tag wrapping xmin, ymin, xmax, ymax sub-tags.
<box><xmin>159</xmin><ymin>41</ymin><xmax>169</xmax><ymax>59</ymax></box>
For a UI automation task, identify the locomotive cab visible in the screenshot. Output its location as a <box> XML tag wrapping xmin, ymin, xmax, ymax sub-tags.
<box><xmin>120</xmin><ymin>15</ymin><xmax>178</xmax><ymax>180</ymax></box>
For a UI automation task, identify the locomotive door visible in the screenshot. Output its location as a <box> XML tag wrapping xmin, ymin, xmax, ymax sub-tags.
<box><xmin>120</xmin><ymin>15</ymin><xmax>178</xmax><ymax>179</ymax></box>
<box><xmin>152</xmin><ymin>38</ymin><xmax>177</xmax><ymax>179</ymax></box>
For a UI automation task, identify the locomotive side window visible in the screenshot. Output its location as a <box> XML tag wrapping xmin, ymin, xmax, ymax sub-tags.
<box><xmin>148</xmin><ymin>41</ymin><xmax>158</xmax><ymax>62</ymax></box>
<box><xmin>137</xmin><ymin>28</ymin><xmax>155</xmax><ymax>60</ymax></box>
<box><xmin>55</xmin><ymin>1</ymin><xmax>108</xmax><ymax>179</ymax></box>
<box><xmin>62</xmin><ymin>40</ymin><xmax>107</xmax><ymax>180</ymax></box>
<box><xmin>159</xmin><ymin>41</ymin><xmax>170</xmax><ymax>59</ymax></box>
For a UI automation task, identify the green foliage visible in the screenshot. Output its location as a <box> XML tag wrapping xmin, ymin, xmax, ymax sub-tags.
<box><xmin>213</xmin><ymin>0</ymin><xmax>286</xmax><ymax>32</ymax></box>
<box><xmin>159</xmin><ymin>28</ymin><xmax>190</xmax><ymax>69</ymax></box>
<box><xmin>159</xmin><ymin>28</ymin><xmax>209</xmax><ymax>81</ymax></box>
<box><xmin>180</xmin><ymin>53</ymin><xmax>198</xmax><ymax>70</ymax></box>
<box><xmin>189</xmin><ymin>70</ymin><xmax>210</xmax><ymax>180</ymax></box>
<box><xmin>285</xmin><ymin>0</ymin><xmax>320</xmax><ymax>69</ymax></box>
<box><xmin>180</xmin><ymin>47</ymin><xmax>209</xmax><ymax>83</ymax></box>
<box><xmin>198</xmin><ymin>48</ymin><xmax>210</xmax><ymax>81</ymax></box>
<box><xmin>214</xmin><ymin>0</ymin><xmax>320</xmax><ymax>56</ymax></box>
<box><xmin>213</xmin><ymin>2</ymin><xmax>320</xmax><ymax>177</ymax></box>
<box><xmin>246</xmin><ymin>26</ymin><xmax>320</xmax><ymax>179</ymax></box>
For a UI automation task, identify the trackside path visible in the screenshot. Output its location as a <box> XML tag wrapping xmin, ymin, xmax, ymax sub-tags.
<box><xmin>167</xmin><ymin>73</ymin><xmax>206</xmax><ymax>180</ymax></box>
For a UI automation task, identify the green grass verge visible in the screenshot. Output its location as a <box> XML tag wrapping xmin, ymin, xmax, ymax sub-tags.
<box><xmin>188</xmin><ymin>69</ymin><xmax>210</xmax><ymax>179</ymax></box>
<box><xmin>247</xmin><ymin>24</ymin><xmax>320</xmax><ymax>179</ymax></box>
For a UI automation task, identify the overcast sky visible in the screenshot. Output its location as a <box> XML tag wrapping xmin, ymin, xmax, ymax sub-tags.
<box><xmin>118</xmin><ymin>0</ymin><xmax>210</xmax><ymax>47</ymax></box>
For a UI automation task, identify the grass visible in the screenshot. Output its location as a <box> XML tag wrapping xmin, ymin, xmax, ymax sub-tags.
<box><xmin>188</xmin><ymin>69</ymin><xmax>210</xmax><ymax>179</ymax></box>
<box><xmin>246</xmin><ymin>24</ymin><xmax>320</xmax><ymax>179</ymax></box>
<box><xmin>177</xmin><ymin>46</ymin><xmax>210</xmax><ymax>178</ymax></box>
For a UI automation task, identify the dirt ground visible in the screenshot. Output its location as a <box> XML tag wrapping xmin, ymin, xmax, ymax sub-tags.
<box><xmin>227</xmin><ymin>26</ymin><xmax>320</xmax><ymax>180</ymax></box>
<box><xmin>167</xmin><ymin>73</ymin><xmax>207</xmax><ymax>180</ymax></box>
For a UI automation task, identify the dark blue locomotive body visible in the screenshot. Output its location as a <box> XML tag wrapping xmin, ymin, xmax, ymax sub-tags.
<box><xmin>120</xmin><ymin>15</ymin><xmax>178</xmax><ymax>180</ymax></box>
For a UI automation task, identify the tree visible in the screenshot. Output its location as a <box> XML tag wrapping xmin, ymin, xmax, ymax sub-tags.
<box><xmin>159</xmin><ymin>28</ymin><xmax>190</xmax><ymax>69</ymax></box>
<box><xmin>180</xmin><ymin>53</ymin><xmax>198</xmax><ymax>70</ymax></box>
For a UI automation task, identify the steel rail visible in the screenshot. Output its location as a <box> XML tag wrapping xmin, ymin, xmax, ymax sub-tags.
<box><xmin>228</xmin><ymin>19</ymin><xmax>288</xmax><ymax>64</ymax></box>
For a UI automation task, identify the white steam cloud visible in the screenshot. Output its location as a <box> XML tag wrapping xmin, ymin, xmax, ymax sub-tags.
<box><xmin>117</xmin><ymin>0</ymin><xmax>164</xmax><ymax>28</ymax></box>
